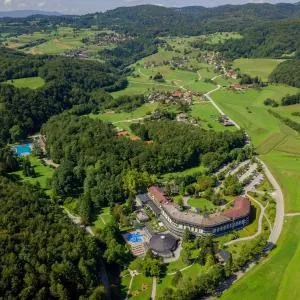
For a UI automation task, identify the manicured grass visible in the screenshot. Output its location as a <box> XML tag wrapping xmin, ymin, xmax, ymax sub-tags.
<box><xmin>93</xmin><ymin>207</ymin><xmax>112</xmax><ymax>230</ymax></box>
<box><xmin>233</xmin><ymin>58</ymin><xmax>285</xmax><ymax>82</ymax></box>
<box><xmin>157</xmin><ymin>263</ymin><xmax>203</xmax><ymax>297</ymax></box>
<box><xmin>188</xmin><ymin>197</ymin><xmax>216</xmax><ymax>210</ymax></box>
<box><xmin>129</xmin><ymin>274</ymin><xmax>152</xmax><ymax>300</ymax></box>
<box><xmin>10</xmin><ymin>156</ymin><xmax>54</xmax><ymax>193</ymax></box>
<box><xmin>221</xmin><ymin>217</ymin><xmax>300</xmax><ymax>300</ymax></box>
<box><xmin>5</xmin><ymin>76</ymin><xmax>45</xmax><ymax>89</ymax></box>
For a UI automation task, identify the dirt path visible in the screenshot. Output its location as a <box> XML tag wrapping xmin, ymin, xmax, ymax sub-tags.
<box><xmin>113</xmin><ymin>117</ymin><xmax>145</xmax><ymax>124</ymax></box>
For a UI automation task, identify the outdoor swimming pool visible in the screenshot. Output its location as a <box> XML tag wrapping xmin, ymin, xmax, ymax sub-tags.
<box><xmin>126</xmin><ymin>232</ymin><xmax>143</xmax><ymax>243</ymax></box>
<box><xmin>13</xmin><ymin>143</ymin><xmax>32</xmax><ymax>156</ymax></box>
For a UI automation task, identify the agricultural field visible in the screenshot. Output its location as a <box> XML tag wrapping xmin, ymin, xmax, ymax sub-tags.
<box><xmin>3</xmin><ymin>27</ymin><xmax>117</xmax><ymax>56</ymax></box>
<box><xmin>209</xmin><ymin>82</ymin><xmax>300</xmax><ymax>298</ymax></box>
<box><xmin>233</xmin><ymin>58</ymin><xmax>285</xmax><ymax>82</ymax></box>
<box><xmin>222</xmin><ymin>217</ymin><xmax>300</xmax><ymax>300</ymax></box>
<box><xmin>273</xmin><ymin>104</ymin><xmax>300</xmax><ymax>124</ymax></box>
<box><xmin>89</xmin><ymin>103</ymin><xmax>159</xmax><ymax>131</ymax></box>
<box><xmin>5</xmin><ymin>76</ymin><xmax>45</xmax><ymax>89</ymax></box>
<box><xmin>190</xmin><ymin>102</ymin><xmax>236</xmax><ymax>131</ymax></box>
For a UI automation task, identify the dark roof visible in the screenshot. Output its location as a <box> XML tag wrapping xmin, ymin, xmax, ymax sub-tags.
<box><xmin>219</xmin><ymin>250</ymin><xmax>231</xmax><ymax>263</ymax></box>
<box><xmin>223</xmin><ymin>196</ymin><xmax>250</xmax><ymax>219</ymax></box>
<box><xmin>149</xmin><ymin>233</ymin><xmax>178</xmax><ymax>254</ymax></box>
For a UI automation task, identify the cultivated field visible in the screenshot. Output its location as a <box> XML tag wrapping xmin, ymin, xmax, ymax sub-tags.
<box><xmin>233</xmin><ymin>58</ymin><xmax>285</xmax><ymax>82</ymax></box>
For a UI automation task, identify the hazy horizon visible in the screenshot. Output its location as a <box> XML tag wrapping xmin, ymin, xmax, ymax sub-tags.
<box><xmin>0</xmin><ymin>0</ymin><xmax>299</xmax><ymax>15</ymax></box>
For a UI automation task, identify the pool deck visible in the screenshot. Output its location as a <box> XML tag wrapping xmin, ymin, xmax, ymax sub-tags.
<box><xmin>123</xmin><ymin>230</ymin><xmax>150</xmax><ymax>256</ymax></box>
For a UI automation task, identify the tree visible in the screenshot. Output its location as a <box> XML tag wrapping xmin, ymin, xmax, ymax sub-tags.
<box><xmin>9</xmin><ymin>125</ymin><xmax>24</xmax><ymax>142</ymax></box>
<box><xmin>172</xmin><ymin>270</ymin><xmax>183</xmax><ymax>286</ymax></box>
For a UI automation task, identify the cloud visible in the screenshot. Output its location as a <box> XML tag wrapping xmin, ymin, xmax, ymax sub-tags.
<box><xmin>4</xmin><ymin>0</ymin><xmax>12</xmax><ymax>7</ymax></box>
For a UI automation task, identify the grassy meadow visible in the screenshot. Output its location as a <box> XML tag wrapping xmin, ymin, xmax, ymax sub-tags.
<box><xmin>5</xmin><ymin>76</ymin><xmax>45</xmax><ymax>89</ymax></box>
<box><xmin>233</xmin><ymin>58</ymin><xmax>285</xmax><ymax>82</ymax></box>
<box><xmin>10</xmin><ymin>156</ymin><xmax>54</xmax><ymax>194</ymax></box>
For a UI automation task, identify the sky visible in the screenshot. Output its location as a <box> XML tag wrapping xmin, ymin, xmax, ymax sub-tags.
<box><xmin>0</xmin><ymin>0</ymin><xmax>298</xmax><ymax>14</ymax></box>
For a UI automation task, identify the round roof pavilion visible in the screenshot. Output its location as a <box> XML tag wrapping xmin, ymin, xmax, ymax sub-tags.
<box><xmin>149</xmin><ymin>233</ymin><xmax>178</xmax><ymax>254</ymax></box>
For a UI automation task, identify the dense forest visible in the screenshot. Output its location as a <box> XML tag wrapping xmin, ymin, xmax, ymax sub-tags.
<box><xmin>269</xmin><ymin>59</ymin><xmax>300</xmax><ymax>87</ymax></box>
<box><xmin>2</xmin><ymin>3</ymin><xmax>300</xmax><ymax>36</ymax></box>
<box><xmin>192</xmin><ymin>18</ymin><xmax>300</xmax><ymax>59</ymax></box>
<box><xmin>0</xmin><ymin>177</ymin><xmax>105</xmax><ymax>299</ymax></box>
<box><xmin>0</xmin><ymin>49</ymin><xmax>126</xmax><ymax>145</ymax></box>
<box><xmin>42</xmin><ymin>115</ymin><xmax>245</xmax><ymax>218</ymax></box>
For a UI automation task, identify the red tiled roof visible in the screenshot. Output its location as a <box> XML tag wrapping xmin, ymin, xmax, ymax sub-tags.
<box><xmin>222</xmin><ymin>196</ymin><xmax>250</xmax><ymax>219</ymax></box>
<box><xmin>148</xmin><ymin>186</ymin><xmax>168</xmax><ymax>204</ymax></box>
<box><xmin>172</xmin><ymin>91</ymin><xmax>183</xmax><ymax>98</ymax></box>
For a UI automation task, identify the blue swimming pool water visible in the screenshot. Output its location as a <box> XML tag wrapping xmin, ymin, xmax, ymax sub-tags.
<box><xmin>127</xmin><ymin>232</ymin><xmax>143</xmax><ymax>243</ymax></box>
<box><xmin>13</xmin><ymin>143</ymin><xmax>32</xmax><ymax>156</ymax></box>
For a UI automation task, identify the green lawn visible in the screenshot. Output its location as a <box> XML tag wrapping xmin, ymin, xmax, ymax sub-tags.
<box><xmin>5</xmin><ymin>77</ymin><xmax>45</xmax><ymax>89</ymax></box>
<box><xmin>157</xmin><ymin>263</ymin><xmax>203</xmax><ymax>297</ymax></box>
<box><xmin>93</xmin><ymin>207</ymin><xmax>112</xmax><ymax>230</ymax></box>
<box><xmin>10</xmin><ymin>156</ymin><xmax>54</xmax><ymax>193</ymax></box>
<box><xmin>233</xmin><ymin>58</ymin><xmax>285</xmax><ymax>82</ymax></box>
<box><xmin>129</xmin><ymin>274</ymin><xmax>152</xmax><ymax>300</ymax></box>
<box><xmin>188</xmin><ymin>197</ymin><xmax>216</xmax><ymax>210</ymax></box>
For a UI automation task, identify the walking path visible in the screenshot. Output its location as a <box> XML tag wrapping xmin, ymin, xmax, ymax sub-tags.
<box><xmin>285</xmin><ymin>212</ymin><xmax>300</xmax><ymax>217</ymax></box>
<box><xmin>258</xmin><ymin>159</ymin><xmax>284</xmax><ymax>245</ymax></box>
<box><xmin>151</xmin><ymin>277</ymin><xmax>157</xmax><ymax>300</ymax></box>
<box><xmin>113</xmin><ymin>117</ymin><xmax>145</xmax><ymax>124</ymax></box>
<box><xmin>224</xmin><ymin>193</ymin><xmax>265</xmax><ymax>246</ymax></box>
<box><xmin>167</xmin><ymin>263</ymin><xmax>194</xmax><ymax>276</ymax></box>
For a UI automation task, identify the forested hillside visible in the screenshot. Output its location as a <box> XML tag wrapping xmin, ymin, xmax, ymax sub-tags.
<box><xmin>0</xmin><ymin>49</ymin><xmax>126</xmax><ymax>145</ymax></box>
<box><xmin>0</xmin><ymin>177</ymin><xmax>105</xmax><ymax>299</ymax></box>
<box><xmin>42</xmin><ymin>115</ymin><xmax>246</xmax><ymax>219</ymax></box>
<box><xmin>194</xmin><ymin>18</ymin><xmax>300</xmax><ymax>59</ymax></box>
<box><xmin>269</xmin><ymin>59</ymin><xmax>300</xmax><ymax>87</ymax></box>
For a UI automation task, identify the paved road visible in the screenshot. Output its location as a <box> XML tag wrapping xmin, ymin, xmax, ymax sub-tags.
<box><xmin>204</xmin><ymin>85</ymin><xmax>241</xmax><ymax>130</ymax></box>
<box><xmin>258</xmin><ymin>159</ymin><xmax>284</xmax><ymax>245</ymax></box>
